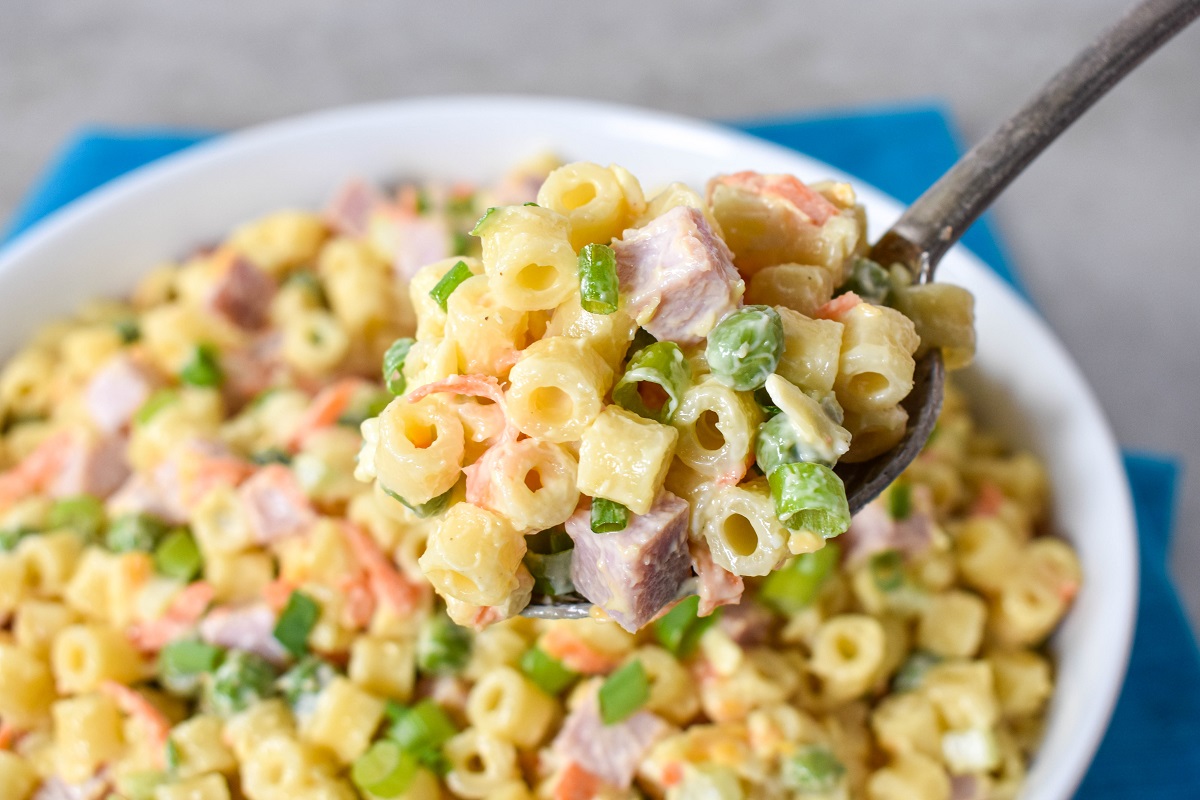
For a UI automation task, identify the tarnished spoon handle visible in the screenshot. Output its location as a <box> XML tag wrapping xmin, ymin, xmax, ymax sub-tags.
<box><xmin>870</xmin><ymin>0</ymin><xmax>1200</xmax><ymax>280</ymax></box>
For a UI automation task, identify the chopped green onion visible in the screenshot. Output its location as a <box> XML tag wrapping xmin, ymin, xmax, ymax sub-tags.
<box><xmin>273</xmin><ymin>590</ymin><xmax>321</xmax><ymax>658</ymax></box>
<box><xmin>892</xmin><ymin>650</ymin><xmax>942</xmax><ymax>693</ymax></box>
<box><xmin>451</xmin><ymin>231</ymin><xmax>471</xmax><ymax>257</ymax></box>
<box><xmin>284</xmin><ymin>269</ymin><xmax>328</xmax><ymax>306</ymax></box>
<box><xmin>114</xmin><ymin>318</ymin><xmax>141</xmax><ymax>344</ymax></box>
<box><xmin>134</xmin><ymin>389</ymin><xmax>179</xmax><ymax>426</ymax></box>
<box><xmin>470</xmin><ymin>207</ymin><xmax>499</xmax><ymax>236</ymax></box>
<box><xmin>352</xmin><ymin>739</ymin><xmax>418</xmax><ymax>798</ymax></box>
<box><xmin>179</xmin><ymin>344</ymin><xmax>223</xmax><ymax>388</ymax></box>
<box><xmin>203</xmin><ymin>649</ymin><xmax>278</xmax><ymax>716</ymax></box>
<box><xmin>416</xmin><ymin>611</ymin><xmax>472</xmax><ymax>676</ymax></box>
<box><xmin>766</xmin><ymin>462</ymin><xmax>851</xmax><ymax>539</ymax></box>
<box><xmin>889</xmin><ymin>482</ymin><xmax>912</xmax><ymax>520</ymax></box>
<box><xmin>48</xmin><ymin>495</ymin><xmax>106</xmax><ymax>542</ymax></box>
<box><xmin>525</xmin><ymin>526</ymin><xmax>573</xmax><ymax>555</ymax></box>
<box><xmin>153</xmin><ymin>529</ymin><xmax>203</xmax><ymax>581</ymax></box>
<box><xmin>835</xmin><ymin>257</ymin><xmax>892</xmax><ymax>304</ymax></box>
<box><xmin>598</xmin><ymin>660</ymin><xmax>650</xmax><ymax>725</ymax></box>
<box><xmin>164</xmin><ymin>738</ymin><xmax>181</xmax><ymax>773</ymax></box>
<box><xmin>446</xmin><ymin>194</ymin><xmax>476</xmax><ymax>215</ymax></box>
<box><xmin>519</xmin><ymin>647</ymin><xmax>578</xmax><ymax>695</ymax></box>
<box><xmin>869</xmin><ymin>550</ymin><xmax>905</xmax><ymax>592</ymax></box>
<box><xmin>523</xmin><ymin>550</ymin><xmax>575</xmax><ymax>596</ymax></box>
<box><xmin>759</xmin><ymin>544</ymin><xmax>841</xmax><ymax>614</ymax></box>
<box><xmin>782</xmin><ymin>745</ymin><xmax>846</xmax><ymax>793</ymax></box>
<box><xmin>159</xmin><ymin>640</ymin><xmax>224</xmax><ymax>677</ymax></box>
<box><xmin>612</xmin><ymin>341</ymin><xmax>691</xmax><ymax>423</ymax></box>
<box><xmin>577</xmin><ymin>243</ymin><xmax>619</xmax><ymax>315</ymax></box>
<box><xmin>277</xmin><ymin>655</ymin><xmax>338</xmax><ymax>710</ymax></box>
<box><xmin>387</xmin><ymin>699</ymin><xmax>458</xmax><ymax>754</ymax></box>
<box><xmin>414</xmin><ymin>188</ymin><xmax>432</xmax><ymax>214</ymax></box>
<box><xmin>106</xmin><ymin>513</ymin><xmax>169</xmax><ymax>553</ymax></box>
<box><xmin>429</xmin><ymin>260</ymin><xmax>474</xmax><ymax>312</ymax></box>
<box><xmin>624</xmin><ymin>328</ymin><xmax>658</xmax><ymax>363</ymax></box>
<box><xmin>590</xmin><ymin>498</ymin><xmax>630</xmax><ymax>533</ymax></box>
<box><xmin>382</xmin><ymin>338</ymin><xmax>416</xmax><ymax>396</ymax></box>
<box><xmin>653</xmin><ymin>595</ymin><xmax>720</xmax><ymax>658</ymax></box>
<box><xmin>705</xmin><ymin>305</ymin><xmax>784</xmax><ymax>391</ymax></box>
<box><xmin>382</xmin><ymin>484</ymin><xmax>454</xmax><ymax>519</ymax></box>
<box><xmin>523</xmin><ymin>201</ymin><xmax>540</xmax><ymax>207</ymax></box>
<box><xmin>250</xmin><ymin>448</ymin><xmax>292</xmax><ymax>466</ymax></box>
<box><xmin>753</xmin><ymin>386</ymin><xmax>782</xmax><ymax>418</ymax></box>
<box><xmin>755</xmin><ymin>413</ymin><xmax>808</xmax><ymax>475</ymax></box>
<box><xmin>0</xmin><ymin>527</ymin><xmax>29</xmax><ymax>552</ymax></box>
<box><xmin>337</xmin><ymin>390</ymin><xmax>392</xmax><ymax>428</ymax></box>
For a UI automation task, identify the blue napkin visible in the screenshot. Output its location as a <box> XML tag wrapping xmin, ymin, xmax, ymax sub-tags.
<box><xmin>2</xmin><ymin>106</ymin><xmax>1197</xmax><ymax>797</ymax></box>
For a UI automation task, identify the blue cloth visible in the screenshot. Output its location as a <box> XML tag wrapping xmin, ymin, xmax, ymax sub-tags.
<box><xmin>2</xmin><ymin>107</ymin><xmax>1196</xmax><ymax>796</ymax></box>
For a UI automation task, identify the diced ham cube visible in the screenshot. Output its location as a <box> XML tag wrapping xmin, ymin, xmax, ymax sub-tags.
<box><xmin>48</xmin><ymin>433</ymin><xmax>129</xmax><ymax>499</ymax></box>
<box><xmin>613</xmin><ymin>206</ymin><xmax>743</xmax><ymax>345</ymax></box>
<box><xmin>199</xmin><ymin>603</ymin><xmax>289</xmax><ymax>666</ymax></box>
<box><xmin>324</xmin><ymin>178</ymin><xmax>384</xmax><ymax>238</ymax></box>
<box><xmin>553</xmin><ymin>694</ymin><xmax>669</xmax><ymax>788</ymax></box>
<box><xmin>717</xmin><ymin>599</ymin><xmax>774</xmax><ymax>647</ymax></box>
<box><xmin>564</xmin><ymin>492</ymin><xmax>692</xmax><ymax>632</ymax></box>
<box><xmin>371</xmin><ymin>209</ymin><xmax>452</xmax><ymax>282</ymax></box>
<box><xmin>220</xmin><ymin>333</ymin><xmax>284</xmax><ymax>407</ymax></box>
<box><xmin>107</xmin><ymin>471</ymin><xmax>189</xmax><ymax>525</ymax></box>
<box><xmin>84</xmin><ymin>356</ymin><xmax>160</xmax><ymax>433</ymax></box>
<box><xmin>841</xmin><ymin>485</ymin><xmax>937</xmax><ymax>566</ymax></box>
<box><xmin>238</xmin><ymin>464</ymin><xmax>316</xmax><ymax>544</ymax></box>
<box><xmin>951</xmin><ymin>775</ymin><xmax>986</xmax><ymax>800</ymax></box>
<box><xmin>207</xmin><ymin>254</ymin><xmax>276</xmax><ymax>330</ymax></box>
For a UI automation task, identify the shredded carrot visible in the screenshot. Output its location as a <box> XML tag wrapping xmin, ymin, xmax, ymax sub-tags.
<box><xmin>342</xmin><ymin>522</ymin><xmax>422</xmax><ymax>614</ymax></box>
<box><xmin>0</xmin><ymin>722</ymin><xmax>18</xmax><ymax>751</ymax></box>
<box><xmin>540</xmin><ymin>627</ymin><xmax>620</xmax><ymax>675</ymax></box>
<box><xmin>692</xmin><ymin>542</ymin><xmax>744</xmax><ymax>616</ymax></box>
<box><xmin>713</xmin><ymin>171</ymin><xmax>840</xmax><ymax>225</ymax></box>
<box><xmin>661</xmin><ymin>761</ymin><xmax>685</xmax><ymax>788</ymax></box>
<box><xmin>262</xmin><ymin>577</ymin><xmax>297</xmax><ymax>613</ymax></box>
<box><xmin>407</xmin><ymin>374</ymin><xmax>517</xmax><ymax>440</ymax></box>
<box><xmin>0</xmin><ymin>430</ymin><xmax>74</xmax><ymax>507</ymax></box>
<box><xmin>100</xmin><ymin>681</ymin><xmax>172</xmax><ymax>763</ymax></box>
<box><xmin>338</xmin><ymin>572</ymin><xmax>377</xmax><ymax>629</ymax></box>
<box><xmin>289</xmin><ymin>378</ymin><xmax>368</xmax><ymax>450</ymax></box>
<box><xmin>554</xmin><ymin>761</ymin><xmax>606</xmax><ymax>800</ymax></box>
<box><xmin>181</xmin><ymin>454</ymin><xmax>256</xmax><ymax>507</ymax></box>
<box><xmin>814</xmin><ymin>291</ymin><xmax>862</xmax><ymax>321</ymax></box>
<box><xmin>971</xmin><ymin>481</ymin><xmax>1006</xmax><ymax>517</ymax></box>
<box><xmin>126</xmin><ymin>581</ymin><xmax>215</xmax><ymax>653</ymax></box>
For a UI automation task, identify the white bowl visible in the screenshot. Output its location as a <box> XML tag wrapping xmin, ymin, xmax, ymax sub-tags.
<box><xmin>0</xmin><ymin>96</ymin><xmax>1136</xmax><ymax>799</ymax></box>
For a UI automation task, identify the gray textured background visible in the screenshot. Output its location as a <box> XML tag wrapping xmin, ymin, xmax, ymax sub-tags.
<box><xmin>2</xmin><ymin>1</ymin><xmax>1198</xmax><ymax>625</ymax></box>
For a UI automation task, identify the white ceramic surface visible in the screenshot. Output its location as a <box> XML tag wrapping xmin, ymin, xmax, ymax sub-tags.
<box><xmin>0</xmin><ymin>96</ymin><xmax>1137</xmax><ymax>799</ymax></box>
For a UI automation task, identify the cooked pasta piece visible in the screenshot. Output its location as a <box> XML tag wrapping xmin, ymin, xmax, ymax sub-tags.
<box><xmin>672</xmin><ymin>377</ymin><xmax>761</xmax><ymax>484</ymax></box>
<box><xmin>476</xmin><ymin>205</ymin><xmax>577</xmax><ymax>311</ymax></box>
<box><xmin>536</xmin><ymin>162</ymin><xmax>645</xmax><ymax>250</ymax></box>
<box><xmin>833</xmin><ymin>302</ymin><xmax>920</xmax><ymax>415</ymax></box>
<box><xmin>576</xmin><ymin>405</ymin><xmax>678</xmax><ymax>515</ymax></box>
<box><xmin>505</xmin><ymin>337</ymin><xmax>612</xmax><ymax>443</ymax></box>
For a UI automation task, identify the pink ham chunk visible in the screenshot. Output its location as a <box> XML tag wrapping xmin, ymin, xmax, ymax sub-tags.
<box><xmin>717</xmin><ymin>599</ymin><xmax>774</xmax><ymax>647</ymax></box>
<box><xmin>238</xmin><ymin>464</ymin><xmax>315</xmax><ymax>544</ymax></box>
<box><xmin>324</xmin><ymin>178</ymin><xmax>384</xmax><ymax>238</ymax></box>
<box><xmin>220</xmin><ymin>333</ymin><xmax>284</xmax><ymax>408</ymax></box>
<box><xmin>48</xmin><ymin>433</ymin><xmax>129</xmax><ymax>499</ymax></box>
<box><xmin>207</xmin><ymin>254</ymin><xmax>276</xmax><ymax>330</ymax></box>
<box><xmin>85</xmin><ymin>355</ymin><xmax>160</xmax><ymax>433</ymax></box>
<box><xmin>372</xmin><ymin>208</ymin><xmax>452</xmax><ymax>282</ymax></box>
<box><xmin>841</xmin><ymin>485</ymin><xmax>936</xmax><ymax>566</ymax></box>
<box><xmin>553</xmin><ymin>694</ymin><xmax>669</xmax><ymax>788</ymax></box>
<box><xmin>199</xmin><ymin>603</ymin><xmax>290</xmax><ymax>666</ymax></box>
<box><xmin>612</xmin><ymin>206</ymin><xmax>743</xmax><ymax>346</ymax></box>
<box><xmin>564</xmin><ymin>492</ymin><xmax>692</xmax><ymax>632</ymax></box>
<box><xmin>691</xmin><ymin>539</ymin><xmax>744</xmax><ymax>616</ymax></box>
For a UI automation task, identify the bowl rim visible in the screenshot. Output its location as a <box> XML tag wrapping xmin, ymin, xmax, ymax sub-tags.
<box><xmin>0</xmin><ymin>94</ymin><xmax>1138</xmax><ymax>798</ymax></box>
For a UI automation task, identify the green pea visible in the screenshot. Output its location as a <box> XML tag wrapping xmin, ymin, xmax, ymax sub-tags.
<box><xmin>705</xmin><ymin>305</ymin><xmax>784</xmax><ymax>391</ymax></box>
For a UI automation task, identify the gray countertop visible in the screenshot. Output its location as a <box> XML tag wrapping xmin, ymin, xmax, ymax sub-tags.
<box><xmin>4</xmin><ymin>0</ymin><xmax>1199</xmax><ymax>624</ymax></box>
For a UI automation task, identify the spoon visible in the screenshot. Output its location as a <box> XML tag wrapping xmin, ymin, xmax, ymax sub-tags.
<box><xmin>524</xmin><ymin>0</ymin><xmax>1200</xmax><ymax>620</ymax></box>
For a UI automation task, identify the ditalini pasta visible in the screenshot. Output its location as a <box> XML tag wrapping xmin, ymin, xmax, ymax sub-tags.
<box><xmin>0</xmin><ymin>158</ymin><xmax>1074</xmax><ymax>800</ymax></box>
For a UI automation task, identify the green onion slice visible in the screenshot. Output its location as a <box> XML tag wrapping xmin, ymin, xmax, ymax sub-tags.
<box><xmin>892</xmin><ymin>650</ymin><xmax>942</xmax><ymax>693</ymax></box>
<box><xmin>598</xmin><ymin>659</ymin><xmax>650</xmax><ymax>725</ymax></box>
<box><xmin>429</xmin><ymin>260</ymin><xmax>474</xmax><ymax>312</ymax></box>
<box><xmin>835</xmin><ymin>257</ymin><xmax>892</xmax><ymax>304</ymax></box>
<box><xmin>387</xmin><ymin>698</ymin><xmax>458</xmax><ymax>752</ymax></box>
<box><xmin>351</xmin><ymin>740</ymin><xmax>418</xmax><ymax>798</ymax></box>
<box><xmin>134</xmin><ymin>389</ymin><xmax>179</xmax><ymax>426</ymax></box>
<box><xmin>470</xmin><ymin>207</ymin><xmax>500</xmax><ymax>236</ymax></box>
<box><xmin>416</xmin><ymin>611</ymin><xmax>473</xmax><ymax>676</ymax></box>
<box><xmin>48</xmin><ymin>495</ymin><xmax>106</xmax><ymax>542</ymax></box>
<box><xmin>158</xmin><ymin>640</ymin><xmax>224</xmax><ymax>677</ymax></box>
<box><xmin>653</xmin><ymin>594</ymin><xmax>719</xmax><ymax>658</ymax></box>
<box><xmin>869</xmin><ymin>550</ymin><xmax>905</xmax><ymax>592</ymax></box>
<box><xmin>519</xmin><ymin>646</ymin><xmax>578</xmax><ymax>695</ymax></box>
<box><xmin>250</xmin><ymin>448</ymin><xmax>292</xmax><ymax>466</ymax></box>
<box><xmin>382</xmin><ymin>485</ymin><xmax>454</xmax><ymax>519</ymax></box>
<box><xmin>759</xmin><ymin>543</ymin><xmax>841</xmax><ymax>614</ymax></box>
<box><xmin>782</xmin><ymin>745</ymin><xmax>846</xmax><ymax>793</ymax></box>
<box><xmin>523</xmin><ymin>550</ymin><xmax>575</xmax><ymax>597</ymax></box>
<box><xmin>106</xmin><ymin>513</ymin><xmax>169</xmax><ymax>553</ymax></box>
<box><xmin>766</xmin><ymin>462</ymin><xmax>851</xmax><ymax>539</ymax></box>
<box><xmin>705</xmin><ymin>305</ymin><xmax>784</xmax><ymax>391</ymax></box>
<box><xmin>179</xmin><ymin>344</ymin><xmax>223</xmax><ymax>388</ymax></box>
<box><xmin>612</xmin><ymin>341</ymin><xmax>691</xmax><ymax>423</ymax></box>
<box><xmin>153</xmin><ymin>529</ymin><xmax>203</xmax><ymax>581</ymax></box>
<box><xmin>889</xmin><ymin>481</ymin><xmax>912</xmax><ymax>520</ymax></box>
<box><xmin>273</xmin><ymin>590</ymin><xmax>321</xmax><ymax>658</ymax></box>
<box><xmin>382</xmin><ymin>337</ymin><xmax>416</xmax><ymax>396</ymax></box>
<box><xmin>577</xmin><ymin>243</ymin><xmax>620</xmax><ymax>315</ymax></box>
<box><xmin>114</xmin><ymin>318</ymin><xmax>140</xmax><ymax>344</ymax></box>
<box><xmin>590</xmin><ymin>498</ymin><xmax>630</xmax><ymax>533</ymax></box>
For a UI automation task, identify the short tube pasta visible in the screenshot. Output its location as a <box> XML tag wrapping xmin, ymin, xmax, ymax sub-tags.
<box><xmin>465</xmin><ymin>665</ymin><xmax>557</xmax><ymax>748</ymax></box>
<box><xmin>366</xmin><ymin>396</ymin><xmax>465</xmax><ymax>506</ymax></box>
<box><xmin>834</xmin><ymin>302</ymin><xmax>920</xmax><ymax>414</ymax></box>
<box><xmin>477</xmin><ymin>205</ymin><xmax>577</xmax><ymax>311</ymax></box>
<box><xmin>419</xmin><ymin>503</ymin><xmax>527</xmax><ymax>607</ymax></box>
<box><xmin>536</xmin><ymin>162</ymin><xmax>645</xmax><ymax>250</ymax></box>
<box><xmin>443</xmin><ymin>728</ymin><xmax>521</xmax><ymax>799</ymax></box>
<box><xmin>696</xmin><ymin>478</ymin><xmax>790</xmax><ymax>577</ymax></box>
<box><xmin>672</xmin><ymin>377</ymin><xmax>762</xmax><ymax>482</ymax></box>
<box><xmin>505</xmin><ymin>337</ymin><xmax>613</xmax><ymax>443</ymax></box>
<box><xmin>482</xmin><ymin>438</ymin><xmax>579</xmax><ymax>532</ymax></box>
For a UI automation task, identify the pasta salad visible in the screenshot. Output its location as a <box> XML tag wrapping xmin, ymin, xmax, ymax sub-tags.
<box><xmin>0</xmin><ymin>158</ymin><xmax>1076</xmax><ymax>800</ymax></box>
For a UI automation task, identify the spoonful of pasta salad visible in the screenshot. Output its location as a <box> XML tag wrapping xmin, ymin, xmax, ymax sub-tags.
<box><xmin>356</xmin><ymin>0</ymin><xmax>1199</xmax><ymax>626</ymax></box>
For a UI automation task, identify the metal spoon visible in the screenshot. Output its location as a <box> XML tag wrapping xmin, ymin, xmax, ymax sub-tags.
<box><xmin>525</xmin><ymin>0</ymin><xmax>1200</xmax><ymax>620</ymax></box>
